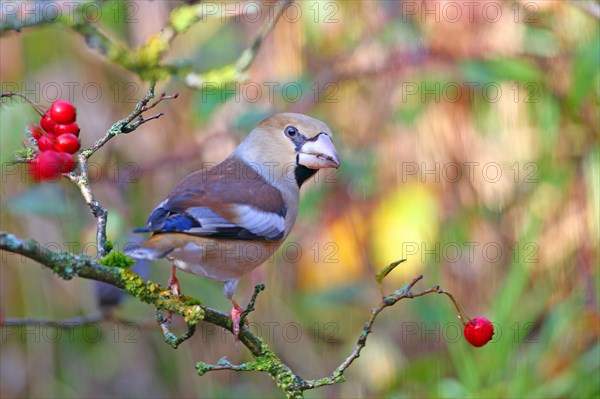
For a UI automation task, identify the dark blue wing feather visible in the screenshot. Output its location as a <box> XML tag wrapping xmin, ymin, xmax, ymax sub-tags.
<box><xmin>134</xmin><ymin>207</ymin><xmax>200</xmax><ymax>234</ymax></box>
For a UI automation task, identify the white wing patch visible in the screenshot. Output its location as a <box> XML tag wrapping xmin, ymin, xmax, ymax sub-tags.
<box><xmin>233</xmin><ymin>204</ymin><xmax>285</xmax><ymax>239</ymax></box>
<box><xmin>185</xmin><ymin>205</ymin><xmax>285</xmax><ymax>240</ymax></box>
<box><xmin>186</xmin><ymin>207</ymin><xmax>235</xmax><ymax>232</ymax></box>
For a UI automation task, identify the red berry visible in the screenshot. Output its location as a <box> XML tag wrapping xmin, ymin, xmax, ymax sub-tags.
<box><xmin>40</xmin><ymin>112</ymin><xmax>56</xmax><ymax>133</ymax></box>
<box><xmin>464</xmin><ymin>317</ymin><xmax>494</xmax><ymax>347</ymax></box>
<box><xmin>54</xmin><ymin>122</ymin><xmax>80</xmax><ymax>136</ymax></box>
<box><xmin>37</xmin><ymin>133</ymin><xmax>57</xmax><ymax>152</ymax></box>
<box><xmin>29</xmin><ymin>151</ymin><xmax>64</xmax><ymax>181</ymax></box>
<box><xmin>50</xmin><ymin>100</ymin><xmax>76</xmax><ymax>124</ymax></box>
<box><xmin>54</xmin><ymin>133</ymin><xmax>80</xmax><ymax>154</ymax></box>
<box><xmin>57</xmin><ymin>152</ymin><xmax>76</xmax><ymax>173</ymax></box>
<box><xmin>28</xmin><ymin>124</ymin><xmax>44</xmax><ymax>140</ymax></box>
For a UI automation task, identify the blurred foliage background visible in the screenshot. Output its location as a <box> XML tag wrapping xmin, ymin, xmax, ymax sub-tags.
<box><xmin>1</xmin><ymin>1</ymin><xmax>599</xmax><ymax>398</ymax></box>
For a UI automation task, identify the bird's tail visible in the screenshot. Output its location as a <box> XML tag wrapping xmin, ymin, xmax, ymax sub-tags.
<box><xmin>125</xmin><ymin>234</ymin><xmax>175</xmax><ymax>260</ymax></box>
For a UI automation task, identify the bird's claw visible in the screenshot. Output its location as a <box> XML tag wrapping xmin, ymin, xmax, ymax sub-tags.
<box><xmin>166</xmin><ymin>266</ymin><xmax>180</xmax><ymax>322</ymax></box>
<box><xmin>167</xmin><ymin>275</ymin><xmax>180</xmax><ymax>299</ymax></box>
<box><xmin>231</xmin><ymin>306</ymin><xmax>242</xmax><ymax>341</ymax></box>
<box><xmin>229</xmin><ymin>300</ymin><xmax>248</xmax><ymax>342</ymax></box>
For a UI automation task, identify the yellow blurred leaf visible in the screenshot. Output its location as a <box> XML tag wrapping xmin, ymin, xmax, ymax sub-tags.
<box><xmin>370</xmin><ymin>183</ymin><xmax>439</xmax><ymax>282</ymax></box>
<box><xmin>297</xmin><ymin>206</ymin><xmax>367</xmax><ymax>291</ymax></box>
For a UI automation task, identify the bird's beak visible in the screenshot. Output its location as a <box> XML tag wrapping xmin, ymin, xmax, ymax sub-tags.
<box><xmin>298</xmin><ymin>133</ymin><xmax>340</xmax><ymax>169</ymax></box>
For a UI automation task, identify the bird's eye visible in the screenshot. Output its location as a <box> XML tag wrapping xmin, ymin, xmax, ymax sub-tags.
<box><xmin>284</xmin><ymin>126</ymin><xmax>298</xmax><ymax>138</ymax></box>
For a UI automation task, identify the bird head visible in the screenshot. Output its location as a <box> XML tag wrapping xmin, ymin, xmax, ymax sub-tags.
<box><xmin>234</xmin><ymin>113</ymin><xmax>340</xmax><ymax>187</ymax></box>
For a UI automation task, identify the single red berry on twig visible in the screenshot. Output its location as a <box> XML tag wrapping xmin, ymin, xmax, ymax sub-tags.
<box><xmin>464</xmin><ymin>317</ymin><xmax>494</xmax><ymax>347</ymax></box>
<box><xmin>54</xmin><ymin>133</ymin><xmax>80</xmax><ymax>154</ymax></box>
<box><xmin>50</xmin><ymin>100</ymin><xmax>77</xmax><ymax>124</ymax></box>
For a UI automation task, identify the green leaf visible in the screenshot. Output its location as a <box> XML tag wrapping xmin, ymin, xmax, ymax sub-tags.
<box><xmin>568</xmin><ymin>35</ymin><xmax>600</xmax><ymax>111</ymax></box>
<box><xmin>487</xmin><ymin>58</ymin><xmax>543</xmax><ymax>83</ymax></box>
<box><xmin>170</xmin><ymin>5</ymin><xmax>199</xmax><ymax>33</ymax></box>
<box><xmin>535</xmin><ymin>93</ymin><xmax>560</xmax><ymax>147</ymax></box>
<box><xmin>461</xmin><ymin>59</ymin><xmax>543</xmax><ymax>84</ymax></box>
<box><xmin>375</xmin><ymin>259</ymin><xmax>407</xmax><ymax>285</ymax></box>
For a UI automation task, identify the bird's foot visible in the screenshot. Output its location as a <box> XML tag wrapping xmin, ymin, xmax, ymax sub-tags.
<box><xmin>167</xmin><ymin>274</ymin><xmax>180</xmax><ymax>299</ymax></box>
<box><xmin>166</xmin><ymin>265</ymin><xmax>180</xmax><ymax>322</ymax></box>
<box><xmin>230</xmin><ymin>299</ymin><xmax>245</xmax><ymax>342</ymax></box>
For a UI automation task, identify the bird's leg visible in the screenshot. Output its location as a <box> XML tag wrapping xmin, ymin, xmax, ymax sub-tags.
<box><xmin>167</xmin><ymin>264</ymin><xmax>180</xmax><ymax>298</ymax></box>
<box><xmin>230</xmin><ymin>298</ymin><xmax>244</xmax><ymax>341</ymax></box>
<box><xmin>166</xmin><ymin>264</ymin><xmax>180</xmax><ymax>322</ymax></box>
<box><xmin>223</xmin><ymin>280</ymin><xmax>247</xmax><ymax>342</ymax></box>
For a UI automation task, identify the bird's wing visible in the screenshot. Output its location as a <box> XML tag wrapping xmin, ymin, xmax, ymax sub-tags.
<box><xmin>135</xmin><ymin>157</ymin><xmax>287</xmax><ymax>241</ymax></box>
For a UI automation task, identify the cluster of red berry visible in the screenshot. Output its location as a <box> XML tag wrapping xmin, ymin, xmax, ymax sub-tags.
<box><xmin>28</xmin><ymin>100</ymin><xmax>81</xmax><ymax>181</ymax></box>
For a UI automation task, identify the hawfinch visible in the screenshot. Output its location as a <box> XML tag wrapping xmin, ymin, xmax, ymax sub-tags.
<box><xmin>129</xmin><ymin>113</ymin><xmax>340</xmax><ymax>338</ymax></box>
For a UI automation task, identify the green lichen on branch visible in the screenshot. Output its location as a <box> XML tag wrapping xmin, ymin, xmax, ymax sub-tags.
<box><xmin>1</xmin><ymin>1</ymin><xmax>290</xmax><ymax>86</ymax></box>
<box><xmin>14</xmin><ymin>146</ymin><xmax>36</xmax><ymax>162</ymax></box>
<box><xmin>98</xmin><ymin>250</ymin><xmax>135</xmax><ymax>269</ymax></box>
<box><xmin>1</xmin><ymin>232</ymin><xmax>451</xmax><ymax>398</ymax></box>
<box><xmin>0</xmin><ymin>232</ymin><xmax>204</xmax><ymax>324</ymax></box>
<box><xmin>196</xmin><ymin>338</ymin><xmax>304</xmax><ymax>399</ymax></box>
<box><xmin>169</xmin><ymin>5</ymin><xmax>201</xmax><ymax>33</ymax></box>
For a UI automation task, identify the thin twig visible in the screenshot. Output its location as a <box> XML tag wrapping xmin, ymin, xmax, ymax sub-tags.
<box><xmin>81</xmin><ymin>83</ymin><xmax>178</xmax><ymax>158</ymax></box>
<box><xmin>122</xmin><ymin>92</ymin><xmax>179</xmax><ymax>127</ymax></box>
<box><xmin>1</xmin><ymin>233</ymin><xmax>464</xmax><ymax>398</ymax></box>
<box><xmin>196</xmin><ymin>357</ymin><xmax>254</xmax><ymax>376</ymax></box>
<box><xmin>121</xmin><ymin>112</ymin><xmax>164</xmax><ymax>133</ymax></box>
<box><xmin>2</xmin><ymin>1</ymin><xmax>290</xmax><ymax>85</ymax></box>
<box><xmin>235</xmin><ymin>0</ymin><xmax>291</xmax><ymax>73</ymax></box>
<box><xmin>65</xmin><ymin>84</ymin><xmax>176</xmax><ymax>258</ymax></box>
<box><xmin>0</xmin><ymin>92</ymin><xmax>46</xmax><ymax>116</ymax></box>
<box><xmin>240</xmin><ymin>284</ymin><xmax>266</xmax><ymax>323</ymax></box>
<box><xmin>184</xmin><ymin>0</ymin><xmax>292</xmax><ymax>88</ymax></box>
<box><xmin>0</xmin><ymin>7</ymin><xmax>62</xmax><ymax>33</ymax></box>
<box><xmin>156</xmin><ymin>311</ymin><xmax>197</xmax><ymax>349</ymax></box>
<box><xmin>298</xmin><ymin>275</ymin><xmax>456</xmax><ymax>391</ymax></box>
<box><xmin>66</xmin><ymin>164</ymin><xmax>109</xmax><ymax>257</ymax></box>
<box><xmin>437</xmin><ymin>289</ymin><xmax>471</xmax><ymax>324</ymax></box>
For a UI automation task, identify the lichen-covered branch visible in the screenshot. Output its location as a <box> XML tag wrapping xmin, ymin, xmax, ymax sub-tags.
<box><xmin>1</xmin><ymin>1</ymin><xmax>290</xmax><ymax>84</ymax></box>
<box><xmin>0</xmin><ymin>231</ymin><xmax>459</xmax><ymax>398</ymax></box>
<box><xmin>80</xmin><ymin>83</ymin><xmax>177</xmax><ymax>158</ymax></box>
<box><xmin>0</xmin><ymin>231</ymin><xmax>298</xmax><ymax>397</ymax></box>
<box><xmin>240</xmin><ymin>283</ymin><xmax>265</xmax><ymax>323</ymax></box>
<box><xmin>184</xmin><ymin>0</ymin><xmax>292</xmax><ymax>88</ymax></box>
<box><xmin>67</xmin><ymin>165</ymin><xmax>110</xmax><ymax>257</ymax></box>
<box><xmin>0</xmin><ymin>4</ymin><xmax>460</xmax><ymax>396</ymax></box>
<box><xmin>156</xmin><ymin>310</ymin><xmax>198</xmax><ymax>349</ymax></box>
<box><xmin>0</xmin><ymin>232</ymin><xmax>230</xmax><ymax>342</ymax></box>
<box><xmin>298</xmin><ymin>275</ymin><xmax>445</xmax><ymax>391</ymax></box>
<box><xmin>63</xmin><ymin>84</ymin><xmax>176</xmax><ymax>257</ymax></box>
